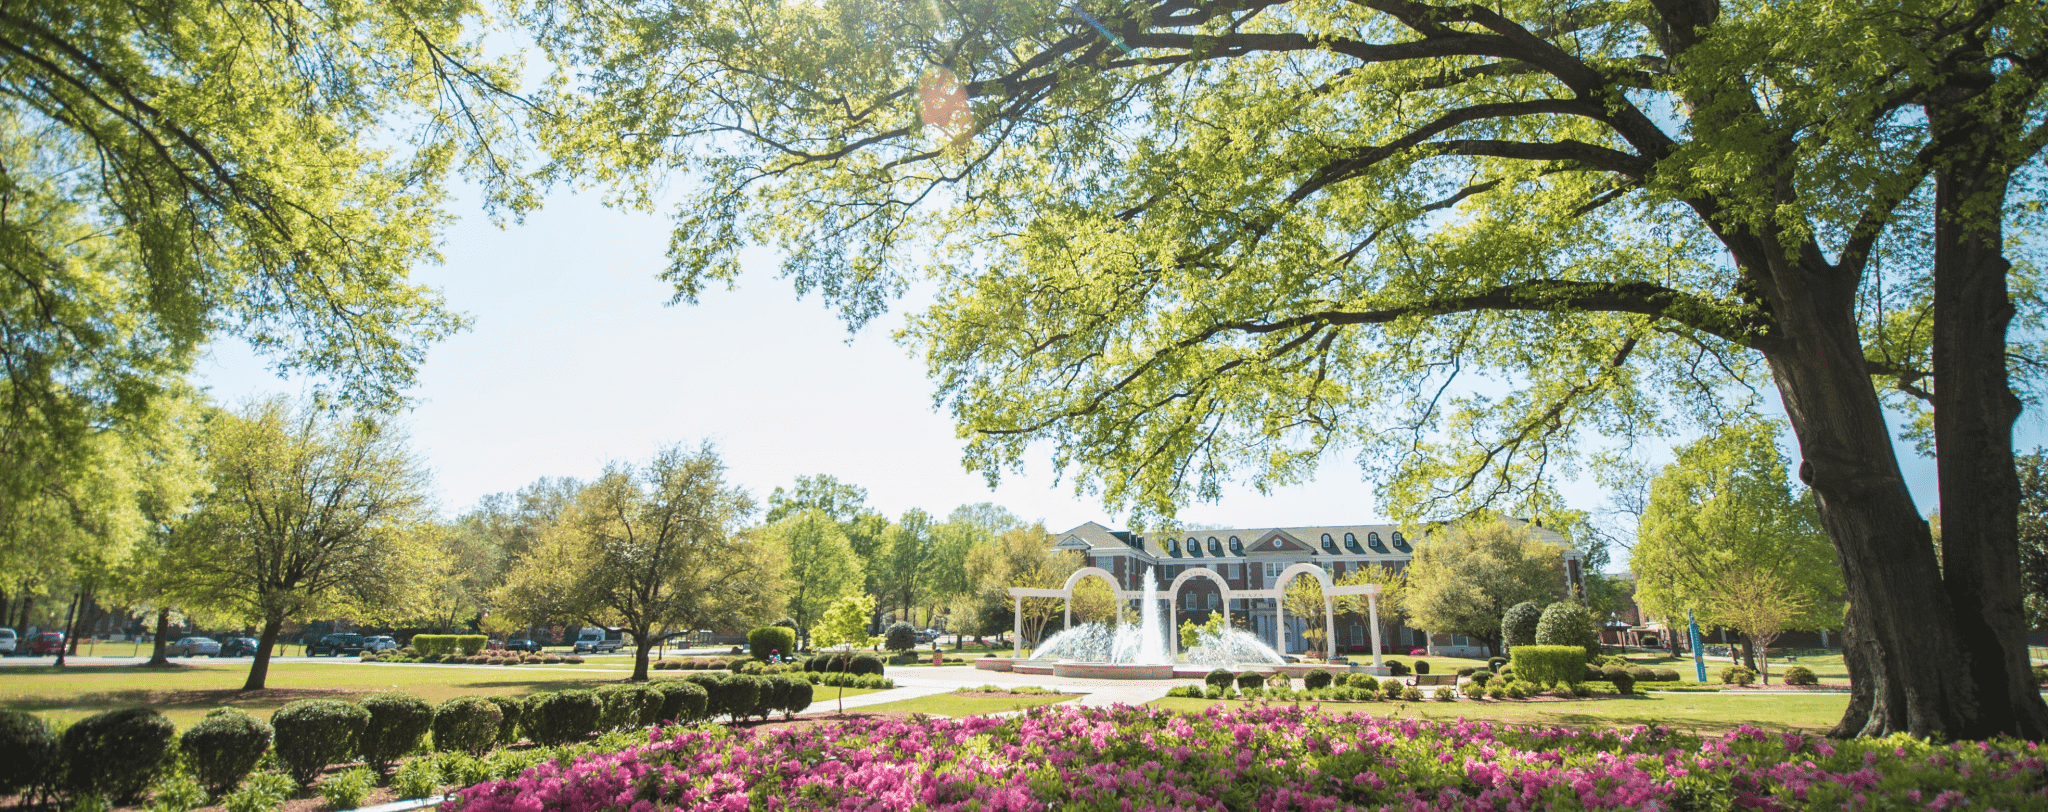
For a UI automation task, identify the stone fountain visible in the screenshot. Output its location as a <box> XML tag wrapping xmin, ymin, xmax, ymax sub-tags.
<box><xmin>998</xmin><ymin>566</ymin><xmax>1286</xmax><ymax>679</ymax></box>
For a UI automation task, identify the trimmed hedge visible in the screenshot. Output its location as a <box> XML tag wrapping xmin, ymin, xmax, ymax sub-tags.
<box><xmin>1303</xmin><ymin>669</ymin><xmax>1333</xmax><ymax>689</ymax></box>
<box><xmin>433</xmin><ymin>697</ymin><xmax>503</xmax><ymax>756</ymax></box>
<box><xmin>1534</xmin><ymin>602</ymin><xmax>1600</xmax><ymax>658</ymax></box>
<box><xmin>0</xmin><ymin>710</ymin><xmax>56</xmax><ymax>798</ymax></box>
<box><xmin>596</xmin><ymin>684</ymin><xmax>662</xmax><ymax>730</ymax></box>
<box><xmin>1413</xmin><ymin>660</ymin><xmax>1430</xmax><ymax>675</ymax></box>
<box><xmin>1509</xmin><ymin>645</ymin><xmax>1588</xmax><ymax>688</ymax></box>
<box><xmin>273</xmin><ymin>699</ymin><xmax>370</xmax><ymax>786</ymax></box>
<box><xmin>1501</xmin><ymin>601</ymin><xmax>1543</xmax><ymax>649</ymax></box>
<box><xmin>1602</xmin><ymin>666</ymin><xmax>1637</xmax><ymax>695</ymax></box>
<box><xmin>525</xmin><ymin>690</ymin><xmax>602</xmax><ymax>745</ymax></box>
<box><xmin>749</xmin><ymin>626</ymin><xmax>797</xmax><ymax>660</ymax></box>
<box><xmin>359</xmin><ymin>693</ymin><xmax>434</xmax><ymax>775</ymax></box>
<box><xmin>782</xmin><ymin>678</ymin><xmax>814</xmax><ymax>717</ymax></box>
<box><xmin>484</xmin><ymin>696</ymin><xmax>526</xmax><ymax>745</ymax></box>
<box><xmin>718</xmin><ymin>676</ymin><xmax>762</xmax><ymax>720</ymax></box>
<box><xmin>411</xmin><ymin>634</ymin><xmax>489</xmax><ymax>657</ymax></box>
<box><xmin>61</xmin><ymin>707</ymin><xmax>176</xmax><ymax>804</ymax></box>
<box><xmin>1386</xmin><ymin>660</ymin><xmax>1410</xmax><ymax>677</ymax></box>
<box><xmin>1205</xmin><ymin>669</ymin><xmax>1235</xmax><ymax>689</ymax></box>
<box><xmin>1783</xmin><ymin>666</ymin><xmax>1819</xmax><ymax>686</ymax></box>
<box><xmin>1235</xmin><ymin>672</ymin><xmax>1266</xmax><ymax>690</ymax></box>
<box><xmin>181</xmin><ymin>707</ymin><xmax>273</xmax><ymax>796</ymax></box>
<box><xmin>652</xmin><ymin>680</ymin><xmax>711</xmax><ymax>723</ymax></box>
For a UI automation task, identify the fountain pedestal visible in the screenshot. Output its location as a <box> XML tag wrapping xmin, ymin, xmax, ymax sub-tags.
<box><xmin>1051</xmin><ymin>661</ymin><xmax>1175</xmax><ymax>679</ymax></box>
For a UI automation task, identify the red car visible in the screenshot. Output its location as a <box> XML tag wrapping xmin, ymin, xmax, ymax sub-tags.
<box><xmin>28</xmin><ymin>632</ymin><xmax>64</xmax><ymax>655</ymax></box>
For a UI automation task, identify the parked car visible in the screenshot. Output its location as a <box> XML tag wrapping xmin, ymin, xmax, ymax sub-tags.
<box><xmin>166</xmin><ymin>636</ymin><xmax>222</xmax><ymax>657</ymax></box>
<box><xmin>504</xmin><ymin>637</ymin><xmax>544</xmax><ymax>653</ymax></box>
<box><xmin>363</xmin><ymin>635</ymin><xmax>400</xmax><ymax>652</ymax></box>
<box><xmin>0</xmin><ymin>628</ymin><xmax>15</xmax><ymax>655</ymax></box>
<box><xmin>308</xmin><ymin>633</ymin><xmax>367</xmax><ymax>656</ymax></box>
<box><xmin>218</xmin><ymin>637</ymin><xmax>260</xmax><ymax>657</ymax></box>
<box><xmin>572</xmin><ymin>627</ymin><xmax>625</xmax><ymax>654</ymax></box>
<box><xmin>29</xmin><ymin>632</ymin><xmax>64</xmax><ymax>656</ymax></box>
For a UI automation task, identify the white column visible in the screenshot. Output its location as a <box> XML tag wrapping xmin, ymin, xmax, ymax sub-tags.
<box><xmin>1064</xmin><ymin>601</ymin><xmax>1071</xmax><ymax>633</ymax></box>
<box><xmin>1366</xmin><ymin>593</ymin><xmax>1384</xmax><ymax>668</ymax></box>
<box><xmin>1012</xmin><ymin>596</ymin><xmax>1022</xmax><ymax>659</ymax></box>
<box><xmin>1276</xmin><ymin>598</ymin><xmax>1287</xmax><ymax>655</ymax></box>
<box><xmin>1168</xmin><ymin>591</ymin><xmax>1179</xmax><ymax>658</ymax></box>
<box><xmin>1323</xmin><ymin>594</ymin><xmax>1337</xmax><ymax>661</ymax></box>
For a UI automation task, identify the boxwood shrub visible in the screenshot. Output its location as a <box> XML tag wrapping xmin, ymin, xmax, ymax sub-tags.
<box><xmin>1302</xmin><ymin>669</ymin><xmax>1333</xmax><ymax>689</ymax></box>
<box><xmin>358</xmin><ymin>693</ymin><xmax>434</xmax><ymax>774</ymax></box>
<box><xmin>484</xmin><ymin>696</ymin><xmax>525</xmax><ymax>745</ymax></box>
<box><xmin>181</xmin><ymin>707</ymin><xmax>274</xmax><ymax>796</ymax></box>
<box><xmin>782</xmin><ymin>678</ymin><xmax>814</xmax><ymax>717</ymax></box>
<box><xmin>1204</xmin><ymin>669</ymin><xmax>1235</xmax><ymax>689</ymax></box>
<box><xmin>751</xmin><ymin>675</ymin><xmax>787</xmax><ymax>720</ymax></box>
<box><xmin>595</xmin><ymin>684</ymin><xmax>661</xmax><ymax>730</ymax></box>
<box><xmin>432</xmin><ymin>697</ymin><xmax>503</xmax><ymax>756</ymax></box>
<box><xmin>1720</xmin><ymin>665</ymin><xmax>1757</xmax><ymax>686</ymax></box>
<box><xmin>273</xmin><ymin>699</ymin><xmax>370</xmax><ymax>786</ymax></box>
<box><xmin>1385</xmin><ymin>660</ymin><xmax>1410</xmax><ymax>676</ymax></box>
<box><xmin>652</xmin><ymin>680</ymin><xmax>710</xmax><ymax>723</ymax></box>
<box><xmin>1783</xmin><ymin>666</ymin><xmax>1819</xmax><ymax>686</ymax></box>
<box><xmin>0</xmin><ymin>709</ymin><xmax>57</xmax><ymax>799</ymax></box>
<box><xmin>524</xmin><ymin>690</ymin><xmax>601</xmax><ymax>745</ymax></box>
<box><xmin>716</xmin><ymin>676</ymin><xmax>761</xmax><ymax>721</ymax></box>
<box><xmin>1509</xmin><ymin>645</ymin><xmax>1588</xmax><ymax>688</ymax></box>
<box><xmin>1235</xmin><ymin>671</ymin><xmax>1266</xmax><ymax>690</ymax></box>
<box><xmin>849</xmin><ymin>654</ymin><xmax>885</xmax><ymax>676</ymax></box>
<box><xmin>748</xmin><ymin>626</ymin><xmax>797</xmax><ymax>660</ymax></box>
<box><xmin>61</xmin><ymin>707</ymin><xmax>176</xmax><ymax>804</ymax></box>
<box><xmin>1601</xmin><ymin>666</ymin><xmax>1637</xmax><ymax>695</ymax></box>
<box><xmin>1413</xmin><ymin>660</ymin><xmax>1430</xmax><ymax>675</ymax></box>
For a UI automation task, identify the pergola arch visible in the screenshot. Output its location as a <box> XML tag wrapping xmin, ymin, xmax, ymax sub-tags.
<box><xmin>1061</xmin><ymin>566</ymin><xmax>1124</xmax><ymax>629</ymax></box>
<box><xmin>1267</xmin><ymin>563</ymin><xmax>1338</xmax><ymax>661</ymax></box>
<box><xmin>1164</xmin><ymin>566</ymin><xmax>1233</xmax><ymax>656</ymax></box>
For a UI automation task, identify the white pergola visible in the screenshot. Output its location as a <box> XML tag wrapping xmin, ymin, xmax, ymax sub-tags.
<box><xmin>1007</xmin><ymin>564</ymin><xmax>1388</xmax><ymax>666</ymax></box>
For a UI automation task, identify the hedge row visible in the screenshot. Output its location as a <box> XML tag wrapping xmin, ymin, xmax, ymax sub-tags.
<box><xmin>1509</xmin><ymin>645</ymin><xmax>1589</xmax><ymax>688</ymax></box>
<box><xmin>409</xmin><ymin>635</ymin><xmax>489</xmax><ymax>657</ymax></box>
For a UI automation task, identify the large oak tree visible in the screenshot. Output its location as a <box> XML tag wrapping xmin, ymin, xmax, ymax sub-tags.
<box><xmin>522</xmin><ymin>0</ymin><xmax>2048</xmax><ymax>737</ymax></box>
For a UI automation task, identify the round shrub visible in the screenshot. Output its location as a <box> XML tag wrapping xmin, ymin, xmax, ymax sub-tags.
<box><xmin>1456</xmin><ymin>667</ymin><xmax>1475</xmax><ymax>677</ymax></box>
<box><xmin>358</xmin><ymin>693</ymin><xmax>434</xmax><ymax>775</ymax></box>
<box><xmin>850</xmin><ymin>654</ymin><xmax>885</xmax><ymax>676</ymax></box>
<box><xmin>1505</xmin><ymin>682</ymin><xmax>1529</xmax><ymax>700</ymax></box>
<box><xmin>1432</xmin><ymin>686</ymin><xmax>1455</xmax><ymax>702</ymax></box>
<box><xmin>1487</xmin><ymin>656</ymin><xmax>1508</xmax><ymax>672</ymax></box>
<box><xmin>1627</xmin><ymin>666</ymin><xmax>1657</xmax><ymax>683</ymax></box>
<box><xmin>781</xmin><ymin>678</ymin><xmax>814</xmax><ymax>717</ymax></box>
<box><xmin>1344</xmin><ymin>673</ymin><xmax>1376</xmax><ymax>688</ymax></box>
<box><xmin>1485</xmin><ymin>684</ymin><xmax>1507</xmax><ymax>700</ymax></box>
<box><xmin>715</xmin><ymin>676</ymin><xmax>761</xmax><ymax>721</ymax></box>
<box><xmin>272</xmin><ymin>699</ymin><xmax>370</xmax><ymax>786</ymax></box>
<box><xmin>1501</xmin><ymin>601</ymin><xmax>1543</xmax><ymax>649</ymax></box>
<box><xmin>1602</xmin><ymin>666</ymin><xmax>1636</xmax><ymax>695</ymax></box>
<box><xmin>1235</xmin><ymin>671</ymin><xmax>1266</xmax><ymax>690</ymax></box>
<box><xmin>1355</xmin><ymin>684</ymin><xmax>1382</xmax><ymax>701</ymax></box>
<box><xmin>1719</xmin><ymin>666</ymin><xmax>1757</xmax><ymax>686</ymax></box>
<box><xmin>1400</xmin><ymin>686</ymin><xmax>1423</xmax><ymax>701</ymax></box>
<box><xmin>652</xmin><ymin>680</ymin><xmax>710</xmax><ymax>723</ymax></box>
<box><xmin>1205</xmin><ymin>669</ymin><xmax>1235</xmax><ymax>689</ymax></box>
<box><xmin>1379</xmin><ymin>678</ymin><xmax>1404</xmax><ymax>695</ymax></box>
<box><xmin>748</xmin><ymin>626</ymin><xmax>798</xmax><ymax>660</ymax></box>
<box><xmin>181</xmin><ymin>707</ymin><xmax>274</xmax><ymax>796</ymax></box>
<box><xmin>60</xmin><ymin>707</ymin><xmax>176</xmax><ymax>804</ymax></box>
<box><xmin>1535</xmin><ymin>601</ymin><xmax>1600</xmax><ymax>658</ymax></box>
<box><xmin>432</xmin><ymin>697</ymin><xmax>503</xmax><ymax>756</ymax></box>
<box><xmin>0</xmin><ymin>709</ymin><xmax>58</xmax><ymax>798</ymax></box>
<box><xmin>484</xmin><ymin>696</ymin><xmax>526</xmax><ymax>745</ymax></box>
<box><xmin>1385</xmin><ymin>659</ymin><xmax>1409</xmax><ymax>676</ymax></box>
<box><xmin>595</xmin><ymin>684</ymin><xmax>661</xmax><ymax>731</ymax></box>
<box><xmin>525</xmin><ymin>690</ymin><xmax>602</xmax><ymax>745</ymax></box>
<box><xmin>1497</xmin><ymin>665</ymin><xmax>1514</xmax><ymax>681</ymax></box>
<box><xmin>1413</xmin><ymin>660</ymin><xmax>1430</xmax><ymax>675</ymax></box>
<box><xmin>1468</xmin><ymin>671</ymin><xmax>1493</xmax><ymax>688</ymax></box>
<box><xmin>751</xmin><ymin>675</ymin><xmax>787</xmax><ymax>720</ymax></box>
<box><xmin>1303</xmin><ymin>669</ymin><xmax>1333</xmax><ymax>689</ymax></box>
<box><xmin>1583</xmin><ymin>663</ymin><xmax>1606</xmax><ymax>683</ymax></box>
<box><xmin>1783</xmin><ymin>666</ymin><xmax>1819</xmax><ymax>686</ymax></box>
<box><xmin>883</xmin><ymin>621</ymin><xmax>917</xmax><ymax>652</ymax></box>
<box><xmin>1653</xmin><ymin>668</ymin><xmax>1682</xmax><ymax>682</ymax></box>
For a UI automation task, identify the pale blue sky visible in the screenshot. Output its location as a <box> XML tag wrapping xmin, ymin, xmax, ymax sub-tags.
<box><xmin>196</xmin><ymin>186</ymin><xmax>1974</xmax><ymax>541</ymax></box>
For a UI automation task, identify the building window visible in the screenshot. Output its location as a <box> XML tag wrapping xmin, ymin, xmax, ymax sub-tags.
<box><xmin>1185</xmin><ymin>592</ymin><xmax>1198</xmax><ymax>610</ymax></box>
<box><xmin>1208</xmin><ymin>594</ymin><xmax>1221</xmax><ymax>611</ymax></box>
<box><xmin>1451</xmin><ymin>635</ymin><xmax>1470</xmax><ymax>647</ymax></box>
<box><xmin>1264</xmin><ymin>562</ymin><xmax>1281</xmax><ymax>580</ymax></box>
<box><xmin>1229</xmin><ymin>536</ymin><xmax>1243</xmax><ymax>553</ymax></box>
<box><xmin>1351</xmin><ymin>624</ymin><xmax>1364</xmax><ymax>645</ymax></box>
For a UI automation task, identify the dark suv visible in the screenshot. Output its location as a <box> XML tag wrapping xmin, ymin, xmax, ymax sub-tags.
<box><xmin>308</xmin><ymin>633</ymin><xmax>366</xmax><ymax>656</ymax></box>
<box><xmin>504</xmin><ymin>637</ymin><xmax>544</xmax><ymax>653</ymax></box>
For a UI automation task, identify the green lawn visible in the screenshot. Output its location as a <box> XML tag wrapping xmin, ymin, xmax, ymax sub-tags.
<box><xmin>0</xmin><ymin>662</ymin><xmax>879</xmax><ymax>729</ymax></box>
<box><xmin>851</xmin><ymin>693</ymin><xmax>1075</xmax><ymax>717</ymax></box>
<box><xmin>1149</xmin><ymin>691</ymin><xmax>1851</xmax><ymax>734</ymax></box>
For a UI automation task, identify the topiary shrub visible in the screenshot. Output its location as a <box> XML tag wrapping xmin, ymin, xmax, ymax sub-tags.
<box><xmin>1505</xmin><ymin>682</ymin><xmax>1530</xmax><ymax>700</ymax></box>
<box><xmin>524</xmin><ymin>690</ymin><xmax>602</xmax><ymax>745</ymax></box>
<box><xmin>181</xmin><ymin>707</ymin><xmax>273</xmax><ymax>796</ymax></box>
<box><xmin>357</xmin><ymin>693</ymin><xmax>434</xmax><ymax>775</ymax></box>
<box><xmin>0</xmin><ymin>709</ymin><xmax>58</xmax><ymax>799</ymax></box>
<box><xmin>1627</xmin><ymin>666</ymin><xmax>1657</xmax><ymax>683</ymax></box>
<box><xmin>1782</xmin><ymin>666</ymin><xmax>1818</xmax><ymax>686</ymax></box>
<box><xmin>1583</xmin><ymin>663</ymin><xmax>1606</xmax><ymax>683</ymax></box>
<box><xmin>1534</xmin><ymin>601</ymin><xmax>1600</xmax><ymax>659</ymax></box>
<box><xmin>1303</xmin><ymin>669</ymin><xmax>1333</xmax><ymax>689</ymax></box>
<box><xmin>652</xmin><ymin>680</ymin><xmax>711</xmax><ymax>723</ymax></box>
<box><xmin>1654</xmin><ymin>668</ymin><xmax>1682</xmax><ymax>682</ymax></box>
<box><xmin>453</xmin><ymin>635</ymin><xmax>488</xmax><ymax>656</ymax></box>
<box><xmin>1386</xmin><ymin>659</ymin><xmax>1410</xmax><ymax>676</ymax></box>
<box><xmin>748</xmin><ymin>626</ymin><xmax>798</xmax><ymax>661</ymax></box>
<box><xmin>1487</xmin><ymin>656</ymin><xmax>1508</xmax><ymax>672</ymax></box>
<box><xmin>1509</xmin><ymin>645</ymin><xmax>1588</xmax><ymax>688</ymax></box>
<box><xmin>783</xmin><ymin>679</ymin><xmax>814</xmax><ymax>717</ymax></box>
<box><xmin>749</xmin><ymin>675</ymin><xmax>785</xmax><ymax>720</ymax></box>
<box><xmin>432</xmin><ymin>697</ymin><xmax>502</xmax><ymax>756</ymax></box>
<box><xmin>1500</xmin><ymin>601</ymin><xmax>1543</xmax><ymax>650</ymax></box>
<box><xmin>1468</xmin><ymin>672</ymin><xmax>1493</xmax><ymax>688</ymax></box>
<box><xmin>708</xmin><ymin>676</ymin><xmax>759</xmax><ymax>721</ymax></box>
<box><xmin>595</xmin><ymin>684</ymin><xmax>660</xmax><ymax>731</ymax></box>
<box><xmin>272</xmin><ymin>699</ymin><xmax>370</xmax><ymax>787</ymax></box>
<box><xmin>849</xmin><ymin>653</ymin><xmax>884</xmax><ymax>675</ymax></box>
<box><xmin>1485</xmin><ymin>684</ymin><xmax>1507</xmax><ymax>700</ymax></box>
<box><xmin>1400</xmin><ymin>686</ymin><xmax>1423</xmax><ymax>701</ymax></box>
<box><xmin>60</xmin><ymin>707</ymin><xmax>176</xmax><ymax>805</ymax></box>
<box><xmin>1205</xmin><ymin>669</ymin><xmax>1235</xmax><ymax>689</ymax></box>
<box><xmin>1602</xmin><ymin>666</ymin><xmax>1636</xmax><ymax>695</ymax></box>
<box><xmin>484</xmin><ymin>696</ymin><xmax>525</xmax><ymax>745</ymax></box>
<box><xmin>1432</xmin><ymin>686</ymin><xmax>1456</xmax><ymax>702</ymax></box>
<box><xmin>1413</xmin><ymin>660</ymin><xmax>1430</xmax><ymax>675</ymax></box>
<box><xmin>1379</xmin><ymin>678</ymin><xmax>1404</xmax><ymax>695</ymax></box>
<box><xmin>1719</xmin><ymin>665</ymin><xmax>1757</xmax><ymax>686</ymax></box>
<box><xmin>883</xmin><ymin>622</ymin><xmax>917</xmax><ymax>653</ymax></box>
<box><xmin>1235</xmin><ymin>671</ymin><xmax>1266</xmax><ymax>690</ymax></box>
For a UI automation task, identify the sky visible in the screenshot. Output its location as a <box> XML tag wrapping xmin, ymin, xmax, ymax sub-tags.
<box><xmin>194</xmin><ymin>184</ymin><xmax>1995</xmax><ymax>551</ymax></box>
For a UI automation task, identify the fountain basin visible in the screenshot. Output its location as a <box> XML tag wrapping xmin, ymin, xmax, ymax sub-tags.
<box><xmin>1051</xmin><ymin>661</ymin><xmax>1175</xmax><ymax>680</ymax></box>
<box><xmin>974</xmin><ymin>657</ymin><xmax>1015</xmax><ymax>672</ymax></box>
<box><xmin>1012</xmin><ymin>660</ymin><xmax>1055</xmax><ymax>675</ymax></box>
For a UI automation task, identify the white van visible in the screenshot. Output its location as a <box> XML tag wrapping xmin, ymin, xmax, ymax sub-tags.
<box><xmin>572</xmin><ymin>627</ymin><xmax>625</xmax><ymax>654</ymax></box>
<box><xmin>0</xmin><ymin>628</ymin><xmax>16</xmax><ymax>655</ymax></box>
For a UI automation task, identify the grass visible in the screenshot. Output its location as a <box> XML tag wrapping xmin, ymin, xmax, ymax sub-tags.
<box><xmin>852</xmin><ymin>693</ymin><xmax>1074</xmax><ymax>717</ymax></box>
<box><xmin>1149</xmin><ymin>691</ymin><xmax>1851</xmax><ymax>734</ymax></box>
<box><xmin>0</xmin><ymin>662</ymin><xmax>881</xmax><ymax>729</ymax></box>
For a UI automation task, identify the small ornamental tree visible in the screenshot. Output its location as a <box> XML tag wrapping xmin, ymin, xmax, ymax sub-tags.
<box><xmin>883</xmin><ymin>621</ymin><xmax>917</xmax><ymax>654</ymax></box>
<box><xmin>812</xmin><ymin>594</ymin><xmax>877</xmax><ymax>713</ymax></box>
<box><xmin>1535</xmin><ymin>602</ymin><xmax>1600</xmax><ymax>659</ymax></box>
<box><xmin>1500</xmin><ymin>602</ymin><xmax>1543</xmax><ymax>652</ymax></box>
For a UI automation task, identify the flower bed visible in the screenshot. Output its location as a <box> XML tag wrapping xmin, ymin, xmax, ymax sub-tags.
<box><xmin>444</xmin><ymin>703</ymin><xmax>2046</xmax><ymax>811</ymax></box>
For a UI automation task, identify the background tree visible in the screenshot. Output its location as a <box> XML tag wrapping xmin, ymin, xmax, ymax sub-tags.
<box><xmin>1633</xmin><ymin>422</ymin><xmax>1844</xmax><ymax>673</ymax></box>
<box><xmin>764</xmin><ymin>509</ymin><xmax>863</xmax><ymax>646</ymax></box>
<box><xmin>1704</xmin><ymin>569</ymin><xmax>1818</xmax><ymax>685</ymax></box>
<box><xmin>168</xmin><ymin>397</ymin><xmax>433</xmax><ymax>690</ymax></box>
<box><xmin>1501</xmin><ymin>601</ymin><xmax>1543</xmax><ymax>652</ymax></box>
<box><xmin>1069</xmin><ymin>577</ymin><xmax>1118</xmax><ymax>625</ymax></box>
<box><xmin>1331</xmin><ymin>564</ymin><xmax>1409</xmax><ymax>654</ymax></box>
<box><xmin>877</xmin><ymin>509</ymin><xmax>935</xmax><ymax>627</ymax></box>
<box><xmin>2018</xmin><ymin>451</ymin><xmax>2048</xmax><ymax>629</ymax></box>
<box><xmin>1280</xmin><ymin>575</ymin><xmax>1328</xmax><ymax>655</ymax></box>
<box><xmin>498</xmin><ymin>443</ymin><xmax>781</xmax><ymax>682</ymax></box>
<box><xmin>1404</xmin><ymin>520</ymin><xmax>1569</xmax><ymax>656</ymax></box>
<box><xmin>522</xmin><ymin>0</ymin><xmax>2048</xmax><ymax>738</ymax></box>
<box><xmin>962</xmin><ymin>525</ymin><xmax>1077</xmax><ymax>647</ymax></box>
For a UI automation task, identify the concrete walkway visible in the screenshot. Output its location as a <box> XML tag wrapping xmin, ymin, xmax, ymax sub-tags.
<box><xmin>794</xmin><ymin>665</ymin><xmax>1193</xmax><ymax>717</ymax></box>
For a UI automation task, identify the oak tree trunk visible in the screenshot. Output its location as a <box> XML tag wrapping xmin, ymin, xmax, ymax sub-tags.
<box><xmin>145</xmin><ymin>607</ymin><xmax>172</xmax><ymax>667</ymax></box>
<box><xmin>242</xmin><ymin>615</ymin><xmax>284</xmax><ymax>691</ymax></box>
